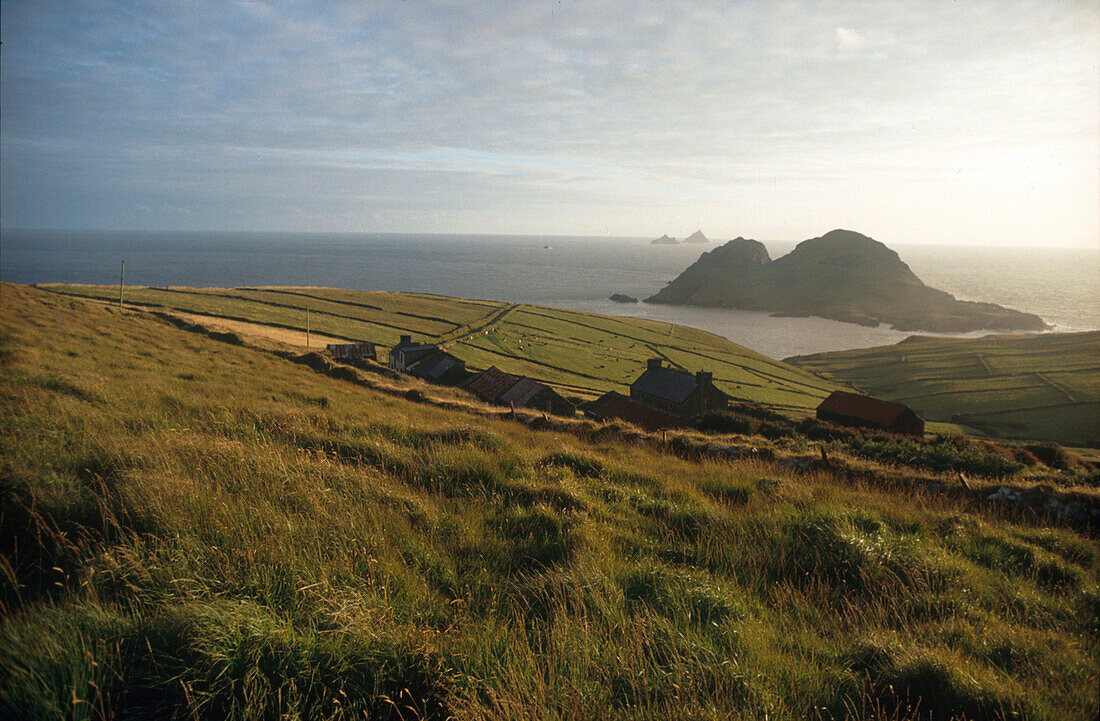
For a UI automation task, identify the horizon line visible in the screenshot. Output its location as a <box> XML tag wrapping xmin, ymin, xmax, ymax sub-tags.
<box><xmin>3</xmin><ymin>226</ymin><xmax>1098</xmax><ymax>250</ymax></box>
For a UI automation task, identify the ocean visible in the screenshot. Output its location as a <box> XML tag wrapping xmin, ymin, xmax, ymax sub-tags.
<box><xmin>2</xmin><ymin>230</ymin><xmax>1096</xmax><ymax>360</ymax></box>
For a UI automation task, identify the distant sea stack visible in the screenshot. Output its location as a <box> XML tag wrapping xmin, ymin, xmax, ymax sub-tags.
<box><xmin>609</xmin><ymin>293</ymin><xmax>639</xmax><ymax>303</ymax></box>
<box><xmin>683</xmin><ymin>230</ymin><xmax>709</xmax><ymax>244</ymax></box>
<box><xmin>650</xmin><ymin>234</ymin><xmax>680</xmax><ymax>245</ymax></box>
<box><xmin>645</xmin><ymin>229</ymin><xmax>1049</xmax><ymax>333</ymax></box>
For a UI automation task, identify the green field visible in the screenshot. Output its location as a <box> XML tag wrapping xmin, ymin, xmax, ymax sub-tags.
<box><xmin>42</xmin><ymin>284</ymin><xmax>843</xmax><ymax>414</ymax></box>
<box><xmin>788</xmin><ymin>332</ymin><xmax>1100</xmax><ymax>446</ymax></box>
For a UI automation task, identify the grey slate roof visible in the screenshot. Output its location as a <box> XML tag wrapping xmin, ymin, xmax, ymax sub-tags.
<box><xmin>631</xmin><ymin>366</ymin><xmax>699</xmax><ymax>404</ymax></box>
<box><xmin>407</xmin><ymin>351</ymin><xmax>463</xmax><ymax>381</ymax></box>
<box><xmin>393</xmin><ymin>342</ymin><xmax>438</xmax><ymax>355</ymax></box>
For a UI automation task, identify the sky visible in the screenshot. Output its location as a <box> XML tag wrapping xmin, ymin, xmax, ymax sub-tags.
<box><xmin>1</xmin><ymin>0</ymin><xmax>1097</xmax><ymax>245</ymax></box>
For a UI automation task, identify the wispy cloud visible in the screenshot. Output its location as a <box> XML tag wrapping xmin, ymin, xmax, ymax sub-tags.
<box><xmin>1</xmin><ymin>0</ymin><xmax>1097</xmax><ymax>243</ymax></box>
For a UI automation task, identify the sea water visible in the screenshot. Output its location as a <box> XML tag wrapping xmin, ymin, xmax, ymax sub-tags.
<box><xmin>2</xmin><ymin>230</ymin><xmax>1096</xmax><ymax>359</ymax></box>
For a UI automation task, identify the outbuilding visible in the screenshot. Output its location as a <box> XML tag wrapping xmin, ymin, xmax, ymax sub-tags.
<box><xmin>582</xmin><ymin>391</ymin><xmax>683</xmax><ymax>431</ymax></box>
<box><xmin>326</xmin><ymin>341</ymin><xmax>377</xmax><ymax>361</ymax></box>
<box><xmin>816</xmin><ymin>390</ymin><xmax>924</xmax><ymax>436</ymax></box>
<box><xmin>406</xmin><ymin>350</ymin><xmax>471</xmax><ymax>386</ymax></box>
<box><xmin>465</xmin><ymin>366</ymin><xmax>575</xmax><ymax>416</ymax></box>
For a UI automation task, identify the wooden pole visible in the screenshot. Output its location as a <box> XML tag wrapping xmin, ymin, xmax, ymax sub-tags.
<box><xmin>306</xmin><ymin>307</ymin><xmax>311</xmax><ymax>350</ymax></box>
<box><xmin>118</xmin><ymin>260</ymin><xmax>125</xmax><ymax>307</ymax></box>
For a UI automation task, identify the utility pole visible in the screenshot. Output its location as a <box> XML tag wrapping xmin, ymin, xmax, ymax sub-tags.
<box><xmin>118</xmin><ymin>260</ymin><xmax>125</xmax><ymax>307</ymax></box>
<box><xmin>306</xmin><ymin>307</ymin><xmax>311</xmax><ymax>350</ymax></box>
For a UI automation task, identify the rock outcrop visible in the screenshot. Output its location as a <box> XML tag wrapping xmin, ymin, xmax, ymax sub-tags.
<box><xmin>645</xmin><ymin>229</ymin><xmax>1049</xmax><ymax>332</ymax></box>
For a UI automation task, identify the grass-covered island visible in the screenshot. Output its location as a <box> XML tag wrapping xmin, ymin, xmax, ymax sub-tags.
<box><xmin>1</xmin><ymin>283</ymin><xmax>1097</xmax><ymax>720</ymax></box>
<box><xmin>646</xmin><ymin>230</ymin><xmax>1049</xmax><ymax>333</ymax></box>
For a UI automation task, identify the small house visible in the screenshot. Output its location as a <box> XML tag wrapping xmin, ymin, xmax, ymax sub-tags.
<box><xmin>388</xmin><ymin>335</ymin><xmax>440</xmax><ymax>373</ymax></box>
<box><xmin>629</xmin><ymin>358</ymin><xmax>729</xmax><ymax>417</ymax></box>
<box><xmin>406</xmin><ymin>350</ymin><xmax>471</xmax><ymax>386</ymax></box>
<box><xmin>326</xmin><ymin>341</ymin><xmax>377</xmax><ymax>361</ymax></box>
<box><xmin>816</xmin><ymin>391</ymin><xmax>924</xmax><ymax>437</ymax></box>
<box><xmin>582</xmin><ymin>391</ymin><xmax>683</xmax><ymax>431</ymax></box>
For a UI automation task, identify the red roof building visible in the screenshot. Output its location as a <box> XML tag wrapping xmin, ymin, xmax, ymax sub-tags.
<box><xmin>582</xmin><ymin>391</ymin><xmax>683</xmax><ymax>431</ymax></box>
<box><xmin>465</xmin><ymin>366</ymin><xmax>519</xmax><ymax>402</ymax></box>
<box><xmin>816</xmin><ymin>391</ymin><xmax>924</xmax><ymax>436</ymax></box>
<box><xmin>464</xmin><ymin>366</ymin><xmax>574</xmax><ymax>416</ymax></box>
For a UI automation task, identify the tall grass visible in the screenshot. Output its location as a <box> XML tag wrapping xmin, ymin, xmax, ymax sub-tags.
<box><xmin>1</xmin><ymin>284</ymin><xmax>1097</xmax><ymax>720</ymax></box>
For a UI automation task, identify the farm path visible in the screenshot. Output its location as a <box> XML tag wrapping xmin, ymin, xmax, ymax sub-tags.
<box><xmin>441</xmin><ymin>303</ymin><xmax>520</xmax><ymax>344</ymax></box>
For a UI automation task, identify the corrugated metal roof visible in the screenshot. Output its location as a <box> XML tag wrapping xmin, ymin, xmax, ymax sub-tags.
<box><xmin>583</xmin><ymin>391</ymin><xmax>683</xmax><ymax>430</ymax></box>
<box><xmin>816</xmin><ymin>391</ymin><xmax>913</xmax><ymax>426</ymax></box>
<box><xmin>327</xmin><ymin>341</ymin><xmax>376</xmax><ymax>360</ymax></box>
<box><xmin>466</xmin><ymin>366</ymin><xmax>519</xmax><ymax>402</ymax></box>
<box><xmin>498</xmin><ymin>377</ymin><xmax>547</xmax><ymax>407</ymax></box>
<box><xmin>631</xmin><ymin>366</ymin><xmax>699</xmax><ymax>404</ymax></box>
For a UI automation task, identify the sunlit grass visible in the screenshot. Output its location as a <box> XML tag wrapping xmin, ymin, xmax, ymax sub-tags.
<box><xmin>43</xmin><ymin>283</ymin><xmax>843</xmax><ymax>413</ymax></box>
<box><xmin>1</xmin><ymin>284</ymin><xmax>1096</xmax><ymax>720</ymax></box>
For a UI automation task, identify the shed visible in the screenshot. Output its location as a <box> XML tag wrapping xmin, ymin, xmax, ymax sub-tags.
<box><xmin>498</xmin><ymin>377</ymin><xmax>575</xmax><ymax>416</ymax></box>
<box><xmin>582</xmin><ymin>391</ymin><xmax>683</xmax><ymax>431</ymax></box>
<box><xmin>465</xmin><ymin>366</ymin><xmax>519</xmax><ymax>403</ymax></box>
<box><xmin>465</xmin><ymin>366</ymin><xmax>574</xmax><ymax>416</ymax></box>
<box><xmin>326</xmin><ymin>341</ymin><xmax>377</xmax><ymax>361</ymax></box>
<box><xmin>816</xmin><ymin>391</ymin><xmax>924</xmax><ymax>436</ymax></box>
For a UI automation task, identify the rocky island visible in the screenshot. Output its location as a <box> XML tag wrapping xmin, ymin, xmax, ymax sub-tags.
<box><xmin>684</xmin><ymin>230</ymin><xmax>708</xmax><ymax>244</ymax></box>
<box><xmin>650</xmin><ymin>234</ymin><xmax>679</xmax><ymax>245</ymax></box>
<box><xmin>645</xmin><ymin>229</ymin><xmax>1049</xmax><ymax>332</ymax></box>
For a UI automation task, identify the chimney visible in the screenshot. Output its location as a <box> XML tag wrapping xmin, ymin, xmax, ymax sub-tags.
<box><xmin>647</xmin><ymin>358</ymin><xmax>663</xmax><ymax>372</ymax></box>
<box><xmin>696</xmin><ymin>370</ymin><xmax>713</xmax><ymax>388</ymax></box>
<box><xmin>400</xmin><ymin>334</ymin><xmax>412</xmax><ymax>345</ymax></box>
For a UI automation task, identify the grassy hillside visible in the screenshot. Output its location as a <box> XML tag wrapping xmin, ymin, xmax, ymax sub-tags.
<box><xmin>42</xmin><ymin>284</ymin><xmax>842</xmax><ymax>413</ymax></box>
<box><xmin>788</xmin><ymin>333</ymin><xmax>1100</xmax><ymax>447</ymax></box>
<box><xmin>2</xmin><ymin>283</ymin><xmax>1097</xmax><ymax>720</ymax></box>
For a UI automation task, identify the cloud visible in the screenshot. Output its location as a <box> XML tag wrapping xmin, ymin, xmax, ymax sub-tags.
<box><xmin>0</xmin><ymin>0</ymin><xmax>1097</xmax><ymax>243</ymax></box>
<box><xmin>835</xmin><ymin>26</ymin><xmax>869</xmax><ymax>49</ymax></box>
